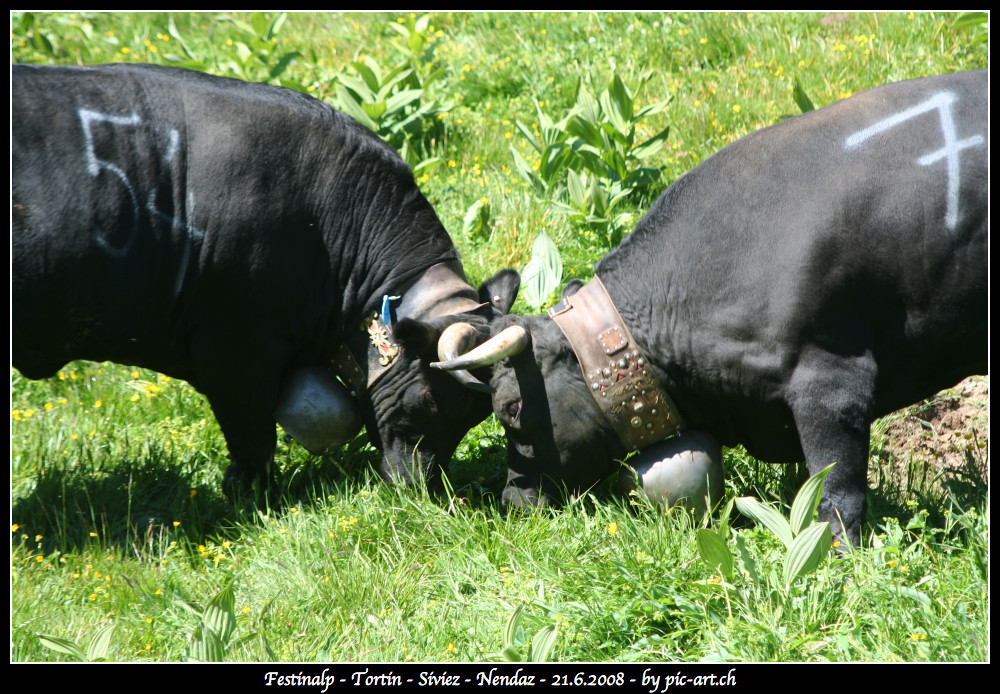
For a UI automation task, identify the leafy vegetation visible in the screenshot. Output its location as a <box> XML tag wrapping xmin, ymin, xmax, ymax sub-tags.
<box><xmin>11</xmin><ymin>11</ymin><xmax>988</xmax><ymax>663</ymax></box>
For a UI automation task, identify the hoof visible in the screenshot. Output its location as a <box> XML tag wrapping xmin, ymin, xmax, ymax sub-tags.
<box><xmin>222</xmin><ymin>462</ymin><xmax>277</xmax><ymax>503</ymax></box>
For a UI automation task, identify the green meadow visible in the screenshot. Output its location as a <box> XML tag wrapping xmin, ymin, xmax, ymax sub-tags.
<box><xmin>11</xmin><ymin>12</ymin><xmax>988</xmax><ymax>663</ymax></box>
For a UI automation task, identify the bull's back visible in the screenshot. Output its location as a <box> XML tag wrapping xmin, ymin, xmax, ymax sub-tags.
<box><xmin>603</xmin><ymin>70</ymin><xmax>987</xmax><ymax>423</ymax></box>
<box><xmin>11</xmin><ymin>64</ymin><xmax>344</xmax><ymax>378</ymax></box>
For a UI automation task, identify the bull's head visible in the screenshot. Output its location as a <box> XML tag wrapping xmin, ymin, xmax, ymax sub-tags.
<box><xmin>356</xmin><ymin>266</ymin><xmax>521</xmax><ymax>485</ymax></box>
<box><xmin>431</xmin><ymin>280</ymin><xmax>628</xmax><ymax>507</ymax></box>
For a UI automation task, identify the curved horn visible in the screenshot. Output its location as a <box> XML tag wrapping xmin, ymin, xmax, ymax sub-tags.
<box><xmin>435</xmin><ymin>322</ymin><xmax>494</xmax><ymax>393</ymax></box>
<box><xmin>436</xmin><ymin>322</ymin><xmax>478</xmax><ymax>362</ymax></box>
<box><xmin>431</xmin><ymin>325</ymin><xmax>529</xmax><ymax>372</ymax></box>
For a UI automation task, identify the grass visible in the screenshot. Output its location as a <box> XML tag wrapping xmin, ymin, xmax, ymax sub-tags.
<box><xmin>10</xmin><ymin>11</ymin><xmax>989</xmax><ymax>663</ymax></box>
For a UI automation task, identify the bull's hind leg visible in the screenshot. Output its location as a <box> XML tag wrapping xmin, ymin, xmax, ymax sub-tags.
<box><xmin>788</xmin><ymin>350</ymin><xmax>877</xmax><ymax>548</ymax></box>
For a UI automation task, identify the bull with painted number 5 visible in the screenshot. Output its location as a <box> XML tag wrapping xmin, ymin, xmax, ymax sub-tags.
<box><xmin>433</xmin><ymin>70</ymin><xmax>988</xmax><ymax>547</ymax></box>
<box><xmin>12</xmin><ymin>63</ymin><xmax>520</xmax><ymax>498</ymax></box>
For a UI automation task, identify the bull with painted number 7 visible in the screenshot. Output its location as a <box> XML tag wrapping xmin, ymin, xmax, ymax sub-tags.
<box><xmin>432</xmin><ymin>69</ymin><xmax>988</xmax><ymax>548</ymax></box>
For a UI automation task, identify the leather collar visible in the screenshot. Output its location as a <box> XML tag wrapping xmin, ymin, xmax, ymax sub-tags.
<box><xmin>549</xmin><ymin>275</ymin><xmax>684</xmax><ymax>452</ymax></box>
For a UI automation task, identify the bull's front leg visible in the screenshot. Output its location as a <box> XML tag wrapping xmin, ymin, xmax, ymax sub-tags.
<box><xmin>788</xmin><ymin>350</ymin><xmax>877</xmax><ymax>549</ymax></box>
<box><xmin>191</xmin><ymin>329</ymin><xmax>288</xmax><ymax>501</ymax></box>
<box><xmin>215</xmin><ymin>398</ymin><xmax>279</xmax><ymax>501</ymax></box>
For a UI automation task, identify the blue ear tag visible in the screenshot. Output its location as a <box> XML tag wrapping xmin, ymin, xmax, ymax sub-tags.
<box><xmin>381</xmin><ymin>294</ymin><xmax>401</xmax><ymax>326</ymax></box>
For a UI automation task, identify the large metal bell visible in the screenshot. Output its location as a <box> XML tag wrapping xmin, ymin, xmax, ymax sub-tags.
<box><xmin>624</xmin><ymin>430</ymin><xmax>724</xmax><ymax>514</ymax></box>
<box><xmin>273</xmin><ymin>366</ymin><xmax>363</xmax><ymax>455</ymax></box>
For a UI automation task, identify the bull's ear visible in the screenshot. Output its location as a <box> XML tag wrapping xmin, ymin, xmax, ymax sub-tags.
<box><xmin>392</xmin><ymin>319</ymin><xmax>440</xmax><ymax>359</ymax></box>
<box><xmin>561</xmin><ymin>279</ymin><xmax>585</xmax><ymax>302</ymax></box>
<box><xmin>479</xmin><ymin>269</ymin><xmax>520</xmax><ymax>316</ymax></box>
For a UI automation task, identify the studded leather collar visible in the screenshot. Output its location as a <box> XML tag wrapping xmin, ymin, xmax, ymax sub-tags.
<box><xmin>549</xmin><ymin>275</ymin><xmax>684</xmax><ymax>452</ymax></box>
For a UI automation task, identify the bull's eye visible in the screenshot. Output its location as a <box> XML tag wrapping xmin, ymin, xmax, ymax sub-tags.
<box><xmin>423</xmin><ymin>389</ymin><xmax>437</xmax><ymax>414</ymax></box>
<box><xmin>505</xmin><ymin>401</ymin><xmax>521</xmax><ymax>421</ymax></box>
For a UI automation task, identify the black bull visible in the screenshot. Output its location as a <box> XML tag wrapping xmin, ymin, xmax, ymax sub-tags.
<box><xmin>12</xmin><ymin>63</ymin><xmax>518</xmax><ymax>496</ymax></box>
<box><xmin>435</xmin><ymin>70</ymin><xmax>988</xmax><ymax>546</ymax></box>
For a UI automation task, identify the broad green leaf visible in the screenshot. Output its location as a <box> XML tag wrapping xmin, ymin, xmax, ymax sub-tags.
<box><xmin>521</xmin><ymin>231</ymin><xmax>563</xmax><ymax>310</ymax></box>
<box><xmin>350</xmin><ymin>59</ymin><xmax>382</xmax><ymax>93</ymax></box>
<box><xmin>635</xmin><ymin>96</ymin><xmax>673</xmax><ymax>119</ymax></box>
<box><xmin>361</xmin><ymin>101</ymin><xmax>386</xmax><ymax>127</ymax></box>
<box><xmin>385</xmin><ymin>88</ymin><xmax>424</xmax><ymax>116</ymax></box>
<box><xmin>187</xmin><ymin>623</ymin><xmax>226</xmax><ymax>662</ymax></box>
<box><xmin>462</xmin><ymin>198</ymin><xmax>491</xmax><ymax>240</ymax></box>
<box><xmin>202</xmin><ymin>582</ymin><xmax>236</xmax><ymax>645</ymax></box>
<box><xmin>566</xmin><ymin>114</ymin><xmax>603</xmax><ymax>149</ymax></box>
<box><xmin>574</xmin><ymin>85</ymin><xmax>602</xmax><ymax>125</ymax></box>
<box><xmin>600</xmin><ymin>89</ymin><xmax>629</xmax><ymax>138</ymax></box>
<box><xmin>632</xmin><ymin>125</ymin><xmax>671</xmax><ymax>160</ymax></box>
<box><xmin>334</xmin><ymin>86</ymin><xmax>378</xmax><ymax>131</ymax></box>
<box><xmin>539</xmin><ymin>143</ymin><xmax>572</xmax><ymax>184</ymax></box>
<box><xmin>606</xmin><ymin>73</ymin><xmax>634</xmax><ymax>125</ymax></box>
<box><xmin>735</xmin><ymin>496</ymin><xmax>793</xmax><ymax>548</ymax></box>
<box><xmin>504</xmin><ymin>604</ymin><xmax>525</xmax><ymax>647</ymax></box>
<box><xmin>792</xmin><ymin>78</ymin><xmax>816</xmax><ymax>114</ymax></box>
<box><xmin>623</xmin><ymin>167</ymin><xmax>661</xmax><ymax>192</ymax></box>
<box><xmin>789</xmin><ymin>463</ymin><xmax>835</xmax><ymax>537</ymax></box>
<box><xmin>952</xmin><ymin>12</ymin><xmax>987</xmax><ymax>30</ymax></box>
<box><xmin>270</xmin><ymin>51</ymin><xmax>303</xmax><ymax>80</ymax></box>
<box><xmin>411</xmin><ymin>156</ymin><xmax>441</xmax><ymax>175</ymax></box>
<box><xmin>85</xmin><ymin>624</ymin><xmax>115</xmax><ymax>662</ymax></box>
<box><xmin>515</xmin><ymin>119</ymin><xmax>542</xmax><ymax>152</ymax></box>
<box><xmin>566</xmin><ymin>169</ymin><xmax>588</xmax><ymax>209</ymax></box>
<box><xmin>167</xmin><ymin>15</ymin><xmax>197</xmax><ymax>60</ymax></box>
<box><xmin>376</xmin><ymin>68</ymin><xmax>416</xmax><ymax>102</ymax></box>
<box><xmin>898</xmin><ymin>586</ymin><xmax>934</xmax><ymax>614</ymax></box>
<box><xmin>782</xmin><ymin>521</ymin><xmax>832</xmax><ymax>584</ymax></box>
<box><xmin>38</xmin><ymin>635</ymin><xmax>87</xmax><ymax>661</ymax></box>
<box><xmin>186</xmin><ymin>580</ymin><xmax>238</xmax><ymax>662</ymax></box>
<box><xmin>264</xmin><ymin>12</ymin><xmax>288</xmax><ymax>41</ymax></box>
<box><xmin>250</xmin><ymin>12</ymin><xmax>269</xmax><ymax>39</ymax></box>
<box><xmin>575</xmin><ymin>148</ymin><xmax>615</xmax><ymax>180</ymax></box>
<box><xmin>695</xmin><ymin>529</ymin><xmax>733</xmax><ymax>578</ymax></box>
<box><xmin>528</xmin><ymin>625</ymin><xmax>557</xmax><ymax>662</ymax></box>
<box><xmin>735</xmin><ymin>533</ymin><xmax>761</xmax><ymax>583</ymax></box>
<box><xmin>234</xmin><ymin>42</ymin><xmax>252</xmax><ymax>65</ymax></box>
<box><xmin>361</xmin><ymin>100</ymin><xmax>387</xmax><ymax>123</ymax></box>
<box><xmin>716</xmin><ymin>497</ymin><xmax>736</xmax><ymax>538</ymax></box>
<box><xmin>510</xmin><ymin>147</ymin><xmax>542</xmax><ymax>190</ymax></box>
<box><xmin>589</xmin><ymin>176</ymin><xmax>609</xmax><ymax>217</ymax></box>
<box><xmin>338</xmin><ymin>72</ymin><xmax>376</xmax><ymax>101</ymax></box>
<box><xmin>278</xmin><ymin>77</ymin><xmax>311</xmax><ymax>94</ymax></box>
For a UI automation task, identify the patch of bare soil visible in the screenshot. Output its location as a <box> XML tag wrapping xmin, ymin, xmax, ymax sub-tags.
<box><xmin>877</xmin><ymin>376</ymin><xmax>989</xmax><ymax>484</ymax></box>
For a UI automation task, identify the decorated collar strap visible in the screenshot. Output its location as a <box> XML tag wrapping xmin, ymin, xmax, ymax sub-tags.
<box><xmin>329</xmin><ymin>310</ymin><xmax>397</xmax><ymax>397</ymax></box>
<box><xmin>548</xmin><ymin>275</ymin><xmax>684</xmax><ymax>452</ymax></box>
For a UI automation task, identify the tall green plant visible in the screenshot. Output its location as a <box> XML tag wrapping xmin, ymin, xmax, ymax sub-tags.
<box><xmin>163</xmin><ymin>12</ymin><xmax>305</xmax><ymax>90</ymax></box>
<box><xmin>331</xmin><ymin>55</ymin><xmax>452</xmax><ymax>174</ymax></box>
<box><xmin>182</xmin><ymin>578</ymin><xmax>238</xmax><ymax>662</ymax></box>
<box><xmin>498</xmin><ymin>603</ymin><xmax>558</xmax><ymax>663</ymax></box>
<box><xmin>330</xmin><ymin>16</ymin><xmax>453</xmax><ymax>173</ymax></box>
<box><xmin>38</xmin><ymin>624</ymin><xmax>115</xmax><ymax>662</ymax></box>
<box><xmin>697</xmin><ymin>464</ymin><xmax>836</xmax><ymax>586</ymax></box>
<box><xmin>511</xmin><ymin>71</ymin><xmax>671</xmax><ymax>247</ymax></box>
